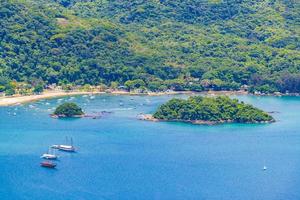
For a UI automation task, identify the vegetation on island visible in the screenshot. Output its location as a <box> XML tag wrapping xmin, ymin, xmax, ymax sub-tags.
<box><xmin>153</xmin><ymin>96</ymin><xmax>274</xmax><ymax>124</ymax></box>
<box><xmin>0</xmin><ymin>0</ymin><xmax>299</xmax><ymax>95</ymax></box>
<box><xmin>53</xmin><ymin>102</ymin><xmax>84</xmax><ymax>117</ymax></box>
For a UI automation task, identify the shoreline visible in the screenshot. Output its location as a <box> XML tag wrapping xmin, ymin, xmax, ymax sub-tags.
<box><xmin>0</xmin><ymin>91</ymin><xmax>103</xmax><ymax>106</ymax></box>
<box><xmin>0</xmin><ymin>90</ymin><xmax>193</xmax><ymax>106</ymax></box>
<box><xmin>0</xmin><ymin>89</ymin><xmax>296</xmax><ymax>107</ymax></box>
<box><xmin>138</xmin><ymin>114</ymin><xmax>275</xmax><ymax>125</ymax></box>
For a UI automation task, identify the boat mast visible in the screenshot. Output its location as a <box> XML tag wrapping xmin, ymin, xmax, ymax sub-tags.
<box><xmin>65</xmin><ymin>136</ymin><xmax>68</xmax><ymax>144</ymax></box>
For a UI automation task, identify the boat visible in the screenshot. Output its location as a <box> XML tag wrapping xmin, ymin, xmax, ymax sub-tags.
<box><xmin>51</xmin><ymin>144</ymin><xmax>59</xmax><ymax>149</ymax></box>
<box><xmin>57</xmin><ymin>145</ymin><xmax>75</xmax><ymax>152</ymax></box>
<box><xmin>41</xmin><ymin>153</ymin><xmax>57</xmax><ymax>159</ymax></box>
<box><xmin>51</xmin><ymin>137</ymin><xmax>76</xmax><ymax>152</ymax></box>
<box><xmin>41</xmin><ymin>148</ymin><xmax>58</xmax><ymax>160</ymax></box>
<box><xmin>262</xmin><ymin>159</ymin><xmax>267</xmax><ymax>170</ymax></box>
<box><xmin>40</xmin><ymin>161</ymin><xmax>56</xmax><ymax>168</ymax></box>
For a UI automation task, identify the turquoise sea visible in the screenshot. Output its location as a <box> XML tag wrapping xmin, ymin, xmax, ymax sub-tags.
<box><xmin>0</xmin><ymin>94</ymin><xmax>300</xmax><ymax>200</ymax></box>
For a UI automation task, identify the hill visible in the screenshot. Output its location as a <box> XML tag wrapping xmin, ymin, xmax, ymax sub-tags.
<box><xmin>0</xmin><ymin>0</ymin><xmax>299</xmax><ymax>94</ymax></box>
<box><xmin>152</xmin><ymin>96</ymin><xmax>274</xmax><ymax>124</ymax></box>
<box><xmin>53</xmin><ymin>102</ymin><xmax>84</xmax><ymax>117</ymax></box>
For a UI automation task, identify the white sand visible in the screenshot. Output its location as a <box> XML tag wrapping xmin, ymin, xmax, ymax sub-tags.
<box><xmin>0</xmin><ymin>90</ymin><xmax>247</xmax><ymax>106</ymax></box>
<box><xmin>0</xmin><ymin>91</ymin><xmax>105</xmax><ymax>106</ymax></box>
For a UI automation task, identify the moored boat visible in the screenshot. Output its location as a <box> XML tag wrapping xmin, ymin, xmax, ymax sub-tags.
<box><xmin>51</xmin><ymin>144</ymin><xmax>59</xmax><ymax>149</ymax></box>
<box><xmin>40</xmin><ymin>161</ymin><xmax>56</xmax><ymax>168</ymax></box>
<box><xmin>51</xmin><ymin>137</ymin><xmax>76</xmax><ymax>152</ymax></box>
<box><xmin>57</xmin><ymin>145</ymin><xmax>75</xmax><ymax>152</ymax></box>
<box><xmin>41</xmin><ymin>153</ymin><xmax>58</xmax><ymax>159</ymax></box>
<box><xmin>41</xmin><ymin>148</ymin><xmax>58</xmax><ymax>159</ymax></box>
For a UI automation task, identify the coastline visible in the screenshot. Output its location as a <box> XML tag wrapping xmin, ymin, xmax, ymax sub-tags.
<box><xmin>0</xmin><ymin>88</ymin><xmax>292</xmax><ymax>107</ymax></box>
<box><xmin>0</xmin><ymin>91</ymin><xmax>103</xmax><ymax>106</ymax></box>
<box><xmin>0</xmin><ymin>90</ymin><xmax>250</xmax><ymax>107</ymax></box>
<box><xmin>0</xmin><ymin>90</ymin><xmax>194</xmax><ymax>106</ymax></box>
<box><xmin>138</xmin><ymin>114</ymin><xmax>275</xmax><ymax>125</ymax></box>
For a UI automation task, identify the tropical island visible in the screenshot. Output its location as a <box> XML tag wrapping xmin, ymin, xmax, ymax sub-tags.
<box><xmin>52</xmin><ymin>102</ymin><xmax>84</xmax><ymax>118</ymax></box>
<box><xmin>141</xmin><ymin>96</ymin><xmax>274</xmax><ymax>125</ymax></box>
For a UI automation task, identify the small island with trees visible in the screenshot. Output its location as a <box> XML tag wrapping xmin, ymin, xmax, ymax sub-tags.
<box><xmin>52</xmin><ymin>102</ymin><xmax>84</xmax><ymax>118</ymax></box>
<box><xmin>141</xmin><ymin>96</ymin><xmax>274</xmax><ymax>125</ymax></box>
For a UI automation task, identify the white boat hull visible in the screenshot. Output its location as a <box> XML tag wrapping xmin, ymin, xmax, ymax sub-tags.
<box><xmin>41</xmin><ymin>154</ymin><xmax>58</xmax><ymax>160</ymax></box>
<box><xmin>51</xmin><ymin>145</ymin><xmax>75</xmax><ymax>152</ymax></box>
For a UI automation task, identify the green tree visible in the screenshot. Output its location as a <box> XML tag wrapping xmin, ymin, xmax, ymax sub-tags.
<box><xmin>125</xmin><ymin>79</ymin><xmax>145</xmax><ymax>91</ymax></box>
<box><xmin>54</xmin><ymin>102</ymin><xmax>84</xmax><ymax>117</ymax></box>
<box><xmin>153</xmin><ymin>96</ymin><xmax>274</xmax><ymax>123</ymax></box>
<box><xmin>110</xmin><ymin>81</ymin><xmax>119</xmax><ymax>90</ymax></box>
<box><xmin>33</xmin><ymin>84</ymin><xmax>44</xmax><ymax>94</ymax></box>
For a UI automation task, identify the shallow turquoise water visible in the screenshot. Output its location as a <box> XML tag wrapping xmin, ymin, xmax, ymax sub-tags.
<box><xmin>0</xmin><ymin>94</ymin><xmax>300</xmax><ymax>200</ymax></box>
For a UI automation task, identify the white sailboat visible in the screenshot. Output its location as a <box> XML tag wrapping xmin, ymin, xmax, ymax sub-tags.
<box><xmin>262</xmin><ymin>159</ymin><xmax>267</xmax><ymax>171</ymax></box>
<box><xmin>51</xmin><ymin>137</ymin><xmax>76</xmax><ymax>152</ymax></box>
<box><xmin>41</xmin><ymin>147</ymin><xmax>58</xmax><ymax>160</ymax></box>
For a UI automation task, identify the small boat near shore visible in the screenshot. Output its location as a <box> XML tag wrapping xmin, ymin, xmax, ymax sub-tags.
<box><xmin>40</xmin><ymin>160</ymin><xmax>56</xmax><ymax>168</ymax></box>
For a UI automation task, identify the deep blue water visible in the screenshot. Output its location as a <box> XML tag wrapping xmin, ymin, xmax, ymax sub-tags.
<box><xmin>0</xmin><ymin>94</ymin><xmax>300</xmax><ymax>200</ymax></box>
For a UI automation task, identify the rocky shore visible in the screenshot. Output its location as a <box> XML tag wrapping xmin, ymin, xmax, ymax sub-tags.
<box><xmin>51</xmin><ymin>111</ymin><xmax>113</xmax><ymax>119</ymax></box>
<box><xmin>138</xmin><ymin>114</ymin><xmax>274</xmax><ymax>125</ymax></box>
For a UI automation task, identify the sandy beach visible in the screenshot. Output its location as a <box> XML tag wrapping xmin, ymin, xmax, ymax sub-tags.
<box><xmin>0</xmin><ymin>91</ymin><xmax>106</xmax><ymax>106</ymax></box>
<box><xmin>0</xmin><ymin>90</ymin><xmax>188</xmax><ymax>106</ymax></box>
<box><xmin>0</xmin><ymin>90</ymin><xmax>248</xmax><ymax>106</ymax></box>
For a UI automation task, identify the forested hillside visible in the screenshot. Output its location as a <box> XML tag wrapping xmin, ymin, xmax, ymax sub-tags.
<box><xmin>153</xmin><ymin>96</ymin><xmax>274</xmax><ymax>123</ymax></box>
<box><xmin>0</xmin><ymin>0</ymin><xmax>299</xmax><ymax>94</ymax></box>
